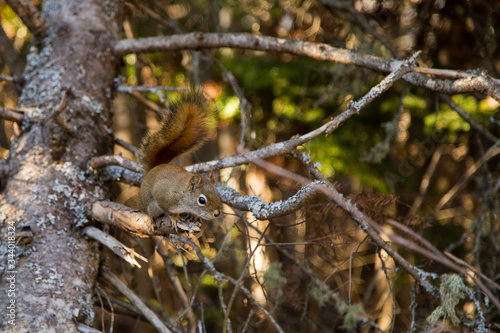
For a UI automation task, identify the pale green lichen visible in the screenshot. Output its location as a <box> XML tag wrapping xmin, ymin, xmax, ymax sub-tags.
<box><xmin>336</xmin><ymin>301</ymin><xmax>364</xmax><ymax>331</ymax></box>
<box><xmin>427</xmin><ymin>273</ymin><xmax>466</xmax><ymax>326</ymax></box>
<box><xmin>309</xmin><ymin>283</ymin><xmax>331</xmax><ymax>307</ymax></box>
<box><xmin>263</xmin><ymin>262</ymin><xmax>287</xmax><ymax>298</ymax></box>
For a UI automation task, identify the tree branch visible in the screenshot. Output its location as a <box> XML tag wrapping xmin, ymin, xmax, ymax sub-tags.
<box><xmin>169</xmin><ymin>234</ymin><xmax>286</xmax><ymax>333</ymax></box>
<box><xmin>101</xmin><ymin>267</ymin><xmax>172</xmax><ymax>333</ymax></box>
<box><xmin>113</xmin><ymin>32</ymin><xmax>500</xmax><ymax>99</ymax></box>
<box><xmin>83</xmin><ymin>226</ymin><xmax>148</xmax><ymax>268</ymax></box>
<box><xmin>89</xmin><ymin>154</ymin><xmax>144</xmax><ymax>174</ymax></box>
<box><xmin>291</xmin><ymin>149</ymin><xmax>441</xmax><ymax>298</ymax></box>
<box><xmin>218</xmin><ymin>181</ymin><xmax>323</xmax><ymax>220</ymax></box>
<box><xmin>0</xmin><ymin>106</ymin><xmax>25</xmax><ymax>123</ymax></box>
<box><xmin>87</xmin><ymin>199</ymin><xmax>174</xmax><ymax>236</ymax></box>
<box><xmin>189</xmin><ymin>52</ymin><xmax>418</xmax><ymax>173</ymax></box>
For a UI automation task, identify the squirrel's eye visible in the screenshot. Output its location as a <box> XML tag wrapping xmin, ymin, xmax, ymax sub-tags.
<box><xmin>198</xmin><ymin>194</ymin><xmax>207</xmax><ymax>206</ymax></box>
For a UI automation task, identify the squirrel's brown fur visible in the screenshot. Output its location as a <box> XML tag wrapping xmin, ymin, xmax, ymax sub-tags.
<box><xmin>141</xmin><ymin>92</ymin><xmax>210</xmax><ymax>171</ymax></box>
<box><xmin>137</xmin><ymin>90</ymin><xmax>222</xmax><ymax>231</ymax></box>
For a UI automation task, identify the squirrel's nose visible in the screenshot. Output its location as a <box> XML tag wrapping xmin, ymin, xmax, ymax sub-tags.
<box><xmin>214</xmin><ymin>210</ymin><xmax>220</xmax><ymax>217</ymax></box>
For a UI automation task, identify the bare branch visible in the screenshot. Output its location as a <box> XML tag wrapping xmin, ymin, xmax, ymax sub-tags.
<box><xmin>113</xmin><ymin>136</ymin><xmax>143</xmax><ymax>159</ymax></box>
<box><xmin>292</xmin><ymin>149</ymin><xmax>440</xmax><ymax>298</ymax></box>
<box><xmin>154</xmin><ymin>238</ymin><xmax>198</xmax><ymax>333</ymax></box>
<box><xmin>101</xmin><ymin>267</ymin><xmax>172</xmax><ymax>333</ymax></box>
<box><xmin>0</xmin><ymin>106</ymin><xmax>25</xmax><ymax>123</ymax></box>
<box><xmin>52</xmin><ymin>90</ymin><xmax>75</xmax><ymax>135</ymax></box>
<box><xmin>98</xmin><ymin>167</ymin><xmax>143</xmax><ymax>187</ymax></box>
<box><xmin>89</xmin><ymin>154</ymin><xmax>144</xmax><ymax>174</ymax></box>
<box><xmin>434</xmin><ymin>145</ymin><xmax>500</xmax><ymax>214</ymax></box>
<box><xmin>113</xmin><ymin>32</ymin><xmax>500</xmax><ymax>99</ymax></box>
<box><xmin>0</xmin><ymin>75</ymin><xmax>15</xmax><ymax>82</ymax></box>
<box><xmin>189</xmin><ymin>52</ymin><xmax>418</xmax><ymax>173</ymax></box>
<box><xmin>169</xmin><ymin>234</ymin><xmax>286</xmax><ymax>333</ymax></box>
<box><xmin>5</xmin><ymin>0</ymin><xmax>46</xmax><ymax>36</ymax></box>
<box><xmin>218</xmin><ymin>181</ymin><xmax>322</xmax><ymax>220</ymax></box>
<box><xmin>409</xmin><ymin>145</ymin><xmax>444</xmax><ymax>215</ymax></box>
<box><xmin>76</xmin><ymin>323</ymin><xmax>103</xmax><ymax>333</ymax></box>
<box><xmin>211</xmin><ymin>57</ymin><xmax>254</xmax><ymax>147</ymax></box>
<box><xmin>83</xmin><ymin>226</ymin><xmax>148</xmax><ymax>268</ymax></box>
<box><xmin>117</xmin><ymin>85</ymin><xmax>187</xmax><ymax>94</ymax></box>
<box><xmin>323</xmin><ymin>0</ymin><xmax>402</xmax><ymax>58</ymax></box>
<box><xmin>87</xmin><ymin>199</ymin><xmax>174</xmax><ymax>236</ymax></box>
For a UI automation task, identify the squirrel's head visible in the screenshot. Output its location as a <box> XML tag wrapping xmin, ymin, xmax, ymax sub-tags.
<box><xmin>186</xmin><ymin>174</ymin><xmax>222</xmax><ymax>220</ymax></box>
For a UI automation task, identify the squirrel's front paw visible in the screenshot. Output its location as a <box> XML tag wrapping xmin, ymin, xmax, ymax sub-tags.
<box><xmin>174</xmin><ymin>213</ymin><xmax>202</xmax><ymax>233</ymax></box>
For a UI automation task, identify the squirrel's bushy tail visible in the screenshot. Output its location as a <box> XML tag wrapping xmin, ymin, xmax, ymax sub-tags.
<box><xmin>141</xmin><ymin>91</ymin><xmax>211</xmax><ymax>171</ymax></box>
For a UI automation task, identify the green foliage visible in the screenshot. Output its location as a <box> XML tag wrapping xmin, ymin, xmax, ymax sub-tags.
<box><xmin>426</xmin><ymin>273</ymin><xmax>467</xmax><ymax>326</ymax></box>
<box><xmin>263</xmin><ymin>262</ymin><xmax>287</xmax><ymax>298</ymax></box>
<box><xmin>218</xmin><ymin>95</ymin><xmax>241</xmax><ymax>120</ymax></box>
<box><xmin>1</xmin><ymin>4</ymin><xmax>27</xmax><ymax>31</ymax></box>
<box><xmin>422</xmin><ymin>94</ymin><xmax>497</xmax><ymax>138</ymax></box>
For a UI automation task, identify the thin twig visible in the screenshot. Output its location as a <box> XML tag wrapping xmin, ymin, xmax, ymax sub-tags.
<box><xmin>114</xmin><ymin>136</ymin><xmax>143</xmax><ymax>158</ymax></box>
<box><xmin>101</xmin><ymin>267</ymin><xmax>172</xmax><ymax>333</ymax></box>
<box><xmin>155</xmin><ymin>237</ymin><xmax>198</xmax><ymax>333</ymax></box>
<box><xmin>117</xmin><ymin>85</ymin><xmax>187</xmax><ymax>94</ymax></box>
<box><xmin>434</xmin><ymin>144</ymin><xmax>500</xmax><ymax>214</ymax></box>
<box><xmin>211</xmin><ymin>57</ymin><xmax>254</xmax><ymax>147</ymax></box>
<box><xmin>89</xmin><ymin>154</ymin><xmax>144</xmax><ymax>174</ymax></box>
<box><xmin>169</xmin><ymin>234</ymin><xmax>286</xmax><ymax>333</ymax></box>
<box><xmin>83</xmin><ymin>226</ymin><xmax>148</xmax><ymax>268</ymax></box>
<box><xmin>377</xmin><ymin>249</ymin><xmax>396</xmax><ymax>333</ymax></box>
<box><xmin>52</xmin><ymin>90</ymin><xmax>74</xmax><ymax>134</ymax></box>
<box><xmin>0</xmin><ymin>106</ymin><xmax>25</xmax><ymax>123</ymax></box>
<box><xmin>440</xmin><ymin>94</ymin><xmax>497</xmax><ymax>143</ymax></box>
<box><xmin>409</xmin><ymin>145</ymin><xmax>444</xmax><ymax>215</ymax></box>
<box><xmin>188</xmin><ymin>52</ymin><xmax>419</xmax><ymax>174</ymax></box>
<box><xmin>292</xmin><ymin>149</ymin><xmax>440</xmax><ymax>298</ymax></box>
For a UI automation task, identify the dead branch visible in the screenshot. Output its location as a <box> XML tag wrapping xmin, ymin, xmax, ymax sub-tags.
<box><xmin>169</xmin><ymin>234</ymin><xmax>286</xmax><ymax>333</ymax></box>
<box><xmin>83</xmin><ymin>226</ymin><xmax>148</xmax><ymax>268</ymax></box>
<box><xmin>52</xmin><ymin>90</ymin><xmax>74</xmax><ymax>135</ymax></box>
<box><xmin>87</xmin><ymin>199</ymin><xmax>174</xmax><ymax>236</ymax></box>
<box><xmin>117</xmin><ymin>85</ymin><xmax>186</xmax><ymax>94</ymax></box>
<box><xmin>89</xmin><ymin>154</ymin><xmax>144</xmax><ymax>174</ymax></box>
<box><xmin>114</xmin><ymin>136</ymin><xmax>143</xmax><ymax>158</ymax></box>
<box><xmin>98</xmin><ymin>167</ymin><xmax>143</xmax><ymax>187</ymax></box>
<box><xmin>0</xmin><ymin>106</ymin><xmax>25</xmax><ymax>123</ymax></box>
<box><xmin>113</xmin><ymin>32</ymin><xmax>500</xmax><ymax>100</ymax></box>
<box><xmin>155</xmin><ymin>238</ymin><xmax>198</xmax><ymax>333</ymax></box>
<box><xmin>218</xmin><ymin>181</ymin><xmax>323</xmax><ymax>220</ymax></box>
<box><xmin>434</xmin><ymin>144</ymin><xmax>500</xmax><ymax>214</ymax></box>
<box><xmin>291</xmin><ymin>149</ymin><xmax>440</xmax><ymax>298</ymax></box>
<box><xmin>101</xmin><ymin>267</ymin><xmax>172</xmax><ymax>333</ymax></box>
<box><xmin>211</xmin><ymin>56</ymin><xmax>254</xmax><ymax>147</ymax></box>
<box><xmin>409</xmin><ymin>145</ymin><xmax>444</xmax><ymax>215</ymax></box>
<box><xmin>243</xmin><ymin>221</ymin><xmax>385</xmax><ymax>332</ymax></box>
<box><xmin>189</xmin><ymin>52</ymin><xmax>418</xmax><ymax>174</ymax></box>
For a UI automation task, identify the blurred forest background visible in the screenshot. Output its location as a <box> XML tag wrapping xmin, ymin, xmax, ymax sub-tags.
<box><xmin>1</xmin><ymin>0</ymin><xmax>500</xmax><ymax>332</ymax></box>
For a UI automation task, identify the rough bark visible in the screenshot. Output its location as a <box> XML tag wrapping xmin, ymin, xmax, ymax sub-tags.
<box><xmin>0</xmin><ymin>1</ymin><xmax>122</xmax><ymax>332</ymax></box>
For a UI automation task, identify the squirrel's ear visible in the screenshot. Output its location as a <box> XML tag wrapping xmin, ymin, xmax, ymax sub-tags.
<box><xmin>208</xmin><ymin>170</ymin><xmax>216</xmax><ymax>184</ymax></box>
<box><xmin>188</xmin><ymin>174</ymin><xmax>203</xmax><ymax>191</ymax></box>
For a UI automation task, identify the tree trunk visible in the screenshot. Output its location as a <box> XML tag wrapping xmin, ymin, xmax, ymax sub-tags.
<box><xmin>0</xmin><ymin>1</ymin><xmax>122</xmax><ymax>332</ymax></box>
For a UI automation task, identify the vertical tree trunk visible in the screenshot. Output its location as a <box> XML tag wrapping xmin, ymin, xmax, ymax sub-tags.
<box><xmin>0</xmin><ymin>1</ymin><xmax>122</xmax><ymax>332</ymax></box>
